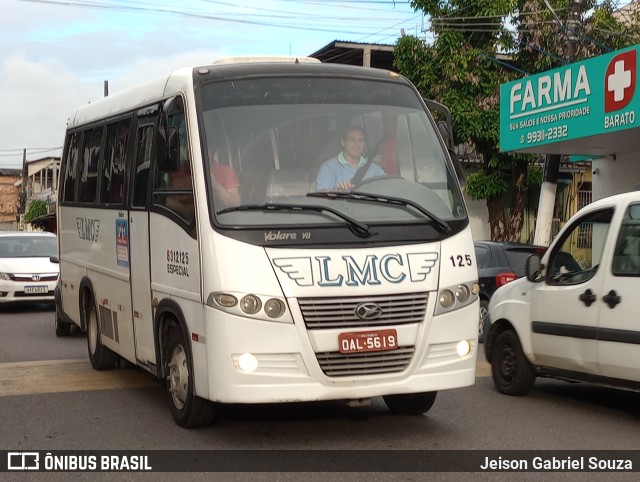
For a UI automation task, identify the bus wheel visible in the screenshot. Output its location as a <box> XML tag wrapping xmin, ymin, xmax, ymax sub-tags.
<box><xmin>55</xmin><ymin>311</ymin><xmax>71</xmax><ymax>337</ymax></box>
<box><xmin>165</xmin><ymin>329</ymin><xmax>216</xmax><ymax>428</ymax></box>
<box><xmin>491</xmin><ymin>330</ymin><xmax>535</xmax><ymax>396</ymax></box>
<box><xmin>383</xmin><ymin>391</ymin><xmax>437</xmax><ymax>415</ymax></box>
<box><xmin>86</xmin><ymin>297</ymin><xmax>117</xmax><ymax>370</ymax></box>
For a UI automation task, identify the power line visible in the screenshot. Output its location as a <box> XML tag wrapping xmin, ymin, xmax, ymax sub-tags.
<box><xmin>15</xmin><ymin>0</ymin><xmax>415</xmax><ymax>35</ymax></box>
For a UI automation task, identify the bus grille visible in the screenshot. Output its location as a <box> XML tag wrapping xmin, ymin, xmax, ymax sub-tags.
<box><xmin>315</xmin><ymin>347</ymin><xmax>415</xmax><ymax>377</ymax></box>
<box><xmin>298</xmin><ymin>292</ymin><xmax>429</xmax><ymax>329</ymax></box>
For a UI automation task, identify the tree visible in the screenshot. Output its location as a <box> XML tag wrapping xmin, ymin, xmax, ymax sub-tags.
<box><xmin>394</xmin><ymin>0</ymin><xmax>640</xmax><ymax>241</ymax></box>
<box><xmin>23</xmin><ymin>200</ymin><xmax>47</xmax><ymax>223</ymax></box>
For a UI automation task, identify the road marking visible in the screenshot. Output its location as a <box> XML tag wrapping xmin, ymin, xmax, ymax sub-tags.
<box><xmin>0</xmin><ymin>359</ymin><xmax>155</xmax><ymax>397</ymax></box>
<box><xmin>0</xmin><ymin>357</ymin><xmax>492</xmax><ymax>397</ymax></box>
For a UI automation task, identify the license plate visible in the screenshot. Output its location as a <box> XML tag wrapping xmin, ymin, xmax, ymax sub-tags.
<box><xmin>24</xmin><ymin>285</ymin><xmax>48</xmax><ymax>294</ymax></box>
<box><xmin>338</xmin><ymin>329</ymin><xmax>398</xmax><ymax>354</ymax></box>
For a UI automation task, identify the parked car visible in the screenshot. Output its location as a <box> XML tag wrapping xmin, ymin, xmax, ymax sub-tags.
<box><xmin>485</xmin><ymin>190</ymin><xmax>640</xmax><ymax>397</ymax></box>
<box><xmin>0</xmin><ymin>231</ymin><xmax>59</xmax><ymax>304</ymax></box>
<box><xmin>474</xmin><ymin>241</ymin><xmax>546</xmax><ymax>342</ymax></box>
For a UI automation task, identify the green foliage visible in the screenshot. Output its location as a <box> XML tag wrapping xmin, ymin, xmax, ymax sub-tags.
<box><xmin>464</xmin><ymin>170</ymin><xmax>508</xmax><ymax>200</ymax></box>
<box><xmin>527</xmin><ymin>164</ymin><xmax>543</xmax><ymax>187</ymax></box>
<box><xmin>24</xmin><ymin>200</ymin><xmax>48</xmax><ymax>223</ymax></box>
<box><xmin>396</xmin><ymin>0</ymin><xmax>640</xmax><ymax>198</ymax></box>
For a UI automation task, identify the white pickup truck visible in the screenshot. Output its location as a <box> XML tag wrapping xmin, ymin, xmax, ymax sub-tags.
<box><xmin>485</xmin><ymin>190</ymin><xmax>640</xmax><ymax>396</ymax></box>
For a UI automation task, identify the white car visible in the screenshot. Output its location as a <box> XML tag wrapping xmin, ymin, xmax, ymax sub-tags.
<box><xmin>485</xmin><ymin>190</ymin><xmax>640</xmax><ymax>396</ymax></box>
<box><xmin>0</xmin><ymin>231</ymin><xmax>59</xmax><ymax>304</ymax></box>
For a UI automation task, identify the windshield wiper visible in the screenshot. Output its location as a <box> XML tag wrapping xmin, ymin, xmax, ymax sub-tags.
<box><xmin>216</xmin><ymin>203</ymin><xmax>376</xmax><ymax>239</ymax></box>
<box><xmin>307</xmin><ymin>191</ymin><xmax>451</xmax><ymax>234</ymax></box>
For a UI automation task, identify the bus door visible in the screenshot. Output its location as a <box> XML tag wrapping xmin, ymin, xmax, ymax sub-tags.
<box><xmin>127</xmin><ymin>105</ymin><xmax>158</xmax><ymax>369</ymax></box>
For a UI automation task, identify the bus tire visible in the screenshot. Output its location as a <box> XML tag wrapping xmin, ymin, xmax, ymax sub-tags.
<box><xmin>55</xmin><ymin>311</ymin><xmax>71</xmax><ymax>337</ymax></box>
<box><xmin>491</xmin><ymin>329</ymin><xmax>535</xmax><ymax>396</ymax></box>
<box><xmin>165</xmin><ymin>328</ymin><xmax>216</xmax><ymax>428</ymax></box>
<box><xmin>86</xmin><ymin>296</ymin><xmax>117</xmax><ymax>370</ymax></box>
<box><xmin>383</xmin><ymin>391</ymin><xmax>437</xmax><ymax>415</ymax></box>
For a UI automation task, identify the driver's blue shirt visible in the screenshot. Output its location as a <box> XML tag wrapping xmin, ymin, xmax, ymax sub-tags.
<box><xmin>315</xmin><ymin>152</ymin><xmax>386</xmax><ymax>191</ymax></box>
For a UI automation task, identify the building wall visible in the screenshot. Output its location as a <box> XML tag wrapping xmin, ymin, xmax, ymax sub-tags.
<box><xmin>0</xmin><ymin>174</ymin><xmax>20</xmax><ymax>229</ymax></box>
<box><xmin>592</xmin><ymin>153</ymin><xmax>640</xmax><ymax>201</ymax></box>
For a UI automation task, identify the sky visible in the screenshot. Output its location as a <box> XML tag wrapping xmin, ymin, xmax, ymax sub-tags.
<box><xmin>0</xmin><ymin>0</ymin><xmax>423</xmax><ymax>168</ymax></box>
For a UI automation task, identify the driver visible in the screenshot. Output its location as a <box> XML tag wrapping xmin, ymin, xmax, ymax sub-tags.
<box><xmin>315</xmin><ymin>126</ymin><xmax>385</xmax><ymax>191</ymax></box>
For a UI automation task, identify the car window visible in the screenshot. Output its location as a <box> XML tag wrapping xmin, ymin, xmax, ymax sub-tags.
<box><xmin>504</xmin><ymin>249</ymin><xmax>536</xmax><ymax>271</ymax></box>
<box><xmin>0</xmin><ymin>236</ymin><xmax>58</xmax><ymax>258</ymax></box>
<box><xmin>612</xmin><ymin>203</ymin><xmax>640</xmax><ymax>277</ymax></box>
<box><xmin>475</xmin><ymin>245</ymin><xmax>490</xmax><ymax>269</ymax></box>
<box><xmin>548</xmin><ymin>208</ymin><xmax>613</xmax><ymax>285</ymax></box>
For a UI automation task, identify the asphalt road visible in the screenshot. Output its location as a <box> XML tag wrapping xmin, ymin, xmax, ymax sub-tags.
<box><xmin>1</xmin><ymin>303</ymin><xmax>640</xmax><ymax>481</ymax></box>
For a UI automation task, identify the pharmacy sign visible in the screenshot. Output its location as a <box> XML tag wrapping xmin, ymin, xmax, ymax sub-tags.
<box><xmin>500</xmin><ymin>45</ymin><xmax>639</xmax><ymax>153</ymax></box>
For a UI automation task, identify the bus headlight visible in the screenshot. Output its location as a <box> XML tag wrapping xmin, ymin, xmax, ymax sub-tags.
<box><xmin>240</xmin><ymin>294</ymin><xmax>262</xmax><ymax>314</ymax></box>
<box><xmin>434</xmin><ymin>281</ymin><xmax>480</xmax><ymax>315</ymax></box>
<box><xmin>455</xmin><ymin>284</ymin><xmax>470</xmax><ymax>303</ymax></box>
<box><xmin>439</xmin><ymin>290</ymin><xmax>455</xmax><ymax>309</ymax></box>
<box><xmin>264</xmin><ymin>298</ymin><xmax>285</xmax><ymax>318</ymax></box>
<box><xmin>207</xmin><ymin>291</ymin><xmax>293</xmax><ymax>323</ymax></box>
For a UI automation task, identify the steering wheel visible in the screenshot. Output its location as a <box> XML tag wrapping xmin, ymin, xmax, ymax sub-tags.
<box><xmin>353</xmin><ymin>175</ymin><xmax>404</xmax><ymax>189</ymax></box>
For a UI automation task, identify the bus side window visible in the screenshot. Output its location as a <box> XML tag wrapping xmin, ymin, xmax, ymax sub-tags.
<box><xmin>61</xmin><ymin>132</ymin><xmax>81</xmax><ymax>203</ymax></box>
<box><xmin>132</xmin><ymin>124</ymin><xmax>154</xmax><ymax>208</ymax></box>
<box><xmin>101</xmin><ymin>118</ymin><xmax>130</xmax><ymax>205</ymax></box>
<box><xmin>152</xmin><ymin>98</ymin><xmax>195</xmax><ymax>224</ymax></box>
<box><xmin>77</xmin><ymin>126</ymin><xmax>103</xmax><ymax>203</ymax></box>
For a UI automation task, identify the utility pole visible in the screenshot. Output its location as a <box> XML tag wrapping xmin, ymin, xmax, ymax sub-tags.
<box><xmin>534</xmin><ymin>0</ymin><xmax>583</xmax><ymax>246</ymax></box>
<box><xmin>19</xmin><ymin>148</ymin><xmax>27</xmax><ymax>215</ymax></box>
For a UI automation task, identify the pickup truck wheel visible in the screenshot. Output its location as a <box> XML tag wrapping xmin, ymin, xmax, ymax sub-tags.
<box><xmin>491</xmin><ymin>330</ymin><xmax>534</xmax><ymax>396</ymax></box>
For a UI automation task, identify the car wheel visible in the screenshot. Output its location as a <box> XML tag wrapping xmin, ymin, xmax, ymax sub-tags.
<box><xmin>383</xmin><ymin>391</ymin><xmax>437</xmax><ymax>415</ymax></box>
<box><xmin>491</xmin><ymin>330</ymin><xmax>535</xmax><ymax>396</ymax></box>
<box><xmin>86</xmin><ymin>296</ymin><xmax>118</xmax><ymax>370</ymax></box>
<box><xmin>165</xmin><ymin>328</ymin><xmax>217</xmax><ymax>428</ymax></box>
<box><xmin>478</xmin><ymin>299</ymin><xmax>489</xmax><ymax>343</ymax></box>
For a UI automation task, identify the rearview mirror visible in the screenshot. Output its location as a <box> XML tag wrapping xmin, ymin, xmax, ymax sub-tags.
<box><xmin>156</xmin><ymin>125</ymin><xmax>179</xmax><ymax>172</ymax></box>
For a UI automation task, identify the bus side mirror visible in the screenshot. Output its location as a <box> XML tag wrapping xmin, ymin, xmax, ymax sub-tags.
<box><xmin>526</xmin><ymin>254</ymin><xmax>544</xmax><ymax>282</ymax></box>
<box><xmin>437</xmin><ymin>121</ymin><xmax>453</xmax><ymax>151</ymax></box>
<box><xmin>157</xmin><ymin>126</ymin><xmax>179</xmax><ymax>172</ymax></box>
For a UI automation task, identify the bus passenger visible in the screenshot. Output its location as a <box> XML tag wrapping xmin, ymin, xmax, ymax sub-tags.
<box><xmin>315</xmin><ymin>126</ymin><xmax>385</xmax><ymax>191</ymax></box>
<box><xmin>209</xmin><ymin>147</ymin><xmax>241</xmax><ymax>208</ymax></box>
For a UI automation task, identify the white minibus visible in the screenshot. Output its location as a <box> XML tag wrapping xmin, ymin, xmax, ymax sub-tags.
<box><xmin>55</xmin><ymin>57</ymin><xmax>479</xmax><ymax>427</ymax></box>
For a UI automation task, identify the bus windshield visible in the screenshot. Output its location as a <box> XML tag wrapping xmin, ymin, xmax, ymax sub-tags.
<box><xmin>199</xmin><ymin>76</ymin><xmax>466</xmax><ymax>228</ymax></box>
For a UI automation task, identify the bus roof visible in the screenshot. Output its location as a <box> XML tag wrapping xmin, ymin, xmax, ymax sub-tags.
<box><xmin>66</xmin><ymin>61</ymin><xmax>405</xmax><ymax>129</ymax></box>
